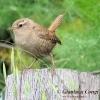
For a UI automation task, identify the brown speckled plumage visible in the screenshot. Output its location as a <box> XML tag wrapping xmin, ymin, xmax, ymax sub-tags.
<box><xmin>7</xmin><ymin>15</ymin><xmax>63</xmax><ymax>70</ymax></box>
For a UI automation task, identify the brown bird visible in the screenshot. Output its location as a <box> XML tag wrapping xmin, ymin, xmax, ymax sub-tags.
<box><xmin>7</xmin><ymin>15</ymin><xmax>63</xmax><ymax>70</ymax></box>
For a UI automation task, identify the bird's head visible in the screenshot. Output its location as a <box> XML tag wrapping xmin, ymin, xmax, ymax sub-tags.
<box><xmin>7</xmin><ymin>18</ymin><xmax>35</xmax><ymax>35</ymax></box>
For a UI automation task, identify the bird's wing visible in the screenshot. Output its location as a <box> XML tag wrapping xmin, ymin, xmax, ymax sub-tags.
<box><xmin>35</xmin><ymin>24</ymin><xmax>61</xmax><ymax>45</ymax></box>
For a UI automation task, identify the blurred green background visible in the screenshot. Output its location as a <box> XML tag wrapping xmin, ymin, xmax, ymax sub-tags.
<box><xmin>0</xmin><ymin>0</ymin><xmax>100</xmax><ymax>97</ymax></box>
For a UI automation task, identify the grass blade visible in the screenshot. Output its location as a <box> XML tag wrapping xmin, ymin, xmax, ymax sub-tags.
<box><xmin>50</xmin><ymin>81</ymin><xmax>60</xmax><ymax>100</ymax></box>
<box><xmin>11</xmin><ymin>48</ymin><xmax>14</xmax><ymax>72</ymax></box>
<box><xmin>36</xmin><ymin>72</ymin><xmax>42</xmax><ymax>88</ymax></box>
<box><xmin>13</xmin><ymin>83</ymin><xmax>17</xmax><ymax>99</ymax></box>
<box><xmin>3</xmin><ymin>62</ymin><xmax>6</xmax><ymax>82</ymax></box>
<box><xmin>42</xmin><ymin>91</ymin><xmax>47</xmax><ymax>100</ymax></box>
<box><xmin>24</xmin><ymin>78</ymin><xmax>30</xmax><ymax>99</ymax></box>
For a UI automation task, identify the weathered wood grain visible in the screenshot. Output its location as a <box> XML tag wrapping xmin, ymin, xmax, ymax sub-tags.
<box><xmin>5</xmin><ymin>68</ymin><xmax>100</xmax><ymax>100</ymax></box>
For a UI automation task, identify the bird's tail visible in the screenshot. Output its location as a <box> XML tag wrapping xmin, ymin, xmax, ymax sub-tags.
<box><xmin>48</xmin><ymin>15</ymin><xmax>63</xmax><ymax>32</ymax></box>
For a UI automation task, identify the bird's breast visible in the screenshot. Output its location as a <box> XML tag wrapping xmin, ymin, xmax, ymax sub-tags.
<box><xmin>15</xmin><ymin>33</ymin><xmax>56</xmax><ymax>58</ymax></box>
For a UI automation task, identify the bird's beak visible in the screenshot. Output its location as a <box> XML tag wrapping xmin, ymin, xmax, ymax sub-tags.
<box><xmin>7</xmin><ymin>27</ymin><xmax>18</xmax><ymax>30</ymax></box>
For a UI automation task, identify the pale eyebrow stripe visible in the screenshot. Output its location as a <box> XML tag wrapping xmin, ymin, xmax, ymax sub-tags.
<box><xmin>19</xmin><ymin>20</ymin><xmax>27</xmax><ymax>25</ymax></box>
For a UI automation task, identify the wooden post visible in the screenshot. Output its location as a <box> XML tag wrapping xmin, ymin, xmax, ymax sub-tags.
<box><xmin>5</xmin><ymin>68</ymin><xmax>100</xmax><ymax>100</ymax></box>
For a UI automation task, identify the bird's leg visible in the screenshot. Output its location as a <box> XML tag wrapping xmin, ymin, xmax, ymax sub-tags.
<box><xmin>27</xmin><ymin>58</ymin><xmax>37</xmax><ymax>69</ymax></box>
<box><xmin>22</xmin><ymin>58</ymin><xmax>37</xmax><ymax>75</ymax></box>
<box><xmin>50</xmin><ymin>52</ymin><xmax>55</xmax><ymax>71</ymax></box>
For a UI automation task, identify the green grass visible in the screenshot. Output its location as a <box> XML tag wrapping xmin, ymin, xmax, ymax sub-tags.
<box><xmin>0</xmin><ymin>0</ymin><xmax>100</xmax><ymax>74</ymax></box>
<box><xmin>0</xmin><ymin>1</ymin><xmax>100</xmax><ymax>99</ymax></box>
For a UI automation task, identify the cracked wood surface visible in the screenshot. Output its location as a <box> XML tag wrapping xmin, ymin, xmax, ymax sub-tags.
<box><xmin>5</xmin><ymin>68</ymin><xmax>100</xmax><ymax>100</ymax></box>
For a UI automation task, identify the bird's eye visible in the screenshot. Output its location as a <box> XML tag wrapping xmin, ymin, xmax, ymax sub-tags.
<box><xmin>19</xmin><ymin>24</ymin><xmax>23</xmax><ymax>27</ymax></box>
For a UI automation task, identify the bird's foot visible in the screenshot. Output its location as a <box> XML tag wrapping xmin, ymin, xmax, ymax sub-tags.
<box><xmin>21</xmin><ymin>67</ymin><xmax>31</xmax><ymax>75</ymax></box>
<box><xmin>51</xmin><ymin>66</ymin><xmax>55</xmax><ymax>71</ymax></box>
<box><xmin>49</xmin><ymin>66</ymin><xmax>56</xmax><ymax>75</ymax></box>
